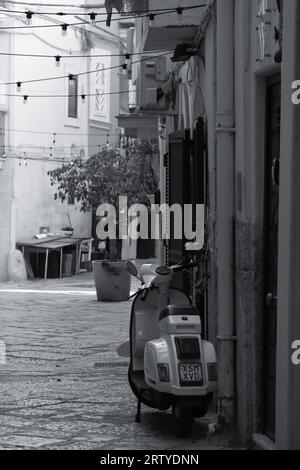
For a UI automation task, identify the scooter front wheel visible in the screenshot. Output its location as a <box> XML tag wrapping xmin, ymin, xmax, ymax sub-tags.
<box><xmin>172</xmin><ymin>405</ymin><xmax>195</xmax><ymax>438</ymax></box>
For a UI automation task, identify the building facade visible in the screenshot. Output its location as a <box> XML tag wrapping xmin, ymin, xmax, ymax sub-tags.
<box><xmin>0</xmin><ymin>0</ymin><xmax>128</xmax><ymax>281</ymax></box>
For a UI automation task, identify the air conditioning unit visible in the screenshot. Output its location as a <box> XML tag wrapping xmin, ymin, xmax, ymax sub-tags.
<box><xmin>137</xmin><ymin>56</ymin><xmax>169</xmax><ymax>110</ymax></box>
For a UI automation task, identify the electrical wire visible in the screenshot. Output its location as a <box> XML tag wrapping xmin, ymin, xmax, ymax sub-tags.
<box><xmin>0</xmin><ymin>49</ymin><xmax>172</xmax><ymax>59</ymax></box>
<box><xmin>0</xmin><ymin>10</ymin><xmax>172</xmax><ymax>30</ymax></box>
<box><xmin>0</xmin><ymin>126</ymin><xmax>159</xmax><ymax>137</ymax></box>
<box><xmin>0</xmin><ymin>5</ymin><xmax>206</xmax><ymax>30</ymax></box>
<box><xmin>0</xmin><ymin>4</ymin><xmax>205</xmax><ymax>17</ymax></box>
<box><xmin>0</xmin><ymin>128</ymin><xmax>117</xmax><ymax>137</ymax></box>
<box><xmin>3</xmin><ymin>1</ymin><xmax>89</xmax><ymax>7</ymax></box>
<box><xmin>0</xmin><ymin>90</ymin><xmax>131</xmax><ymax>98</ymax></box>
<box><xmin>2</xmin><ymin>144</ymin><xmax>122</xmax><ymax>164</ymax></box>
<box><xmin>2</xmin><ymin>142</ymin><xmax>120</xmax><ymax>150</ymax></box>
<box><xmin>0</xmin><ymin>51</ymin><xmax>170</xmax><ymax>87</ymax></box>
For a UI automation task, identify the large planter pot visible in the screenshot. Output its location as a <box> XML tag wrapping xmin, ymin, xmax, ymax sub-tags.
<box><xmin>92</xmin><ymin>260</ymin><xmax>131</xmax><ymax>302</ymax></box>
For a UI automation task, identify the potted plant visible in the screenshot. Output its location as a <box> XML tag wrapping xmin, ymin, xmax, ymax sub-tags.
<box><xmin>48</xmin><ymin>140</ymin><xmax>158</xmax><ymax>301</ymax></box>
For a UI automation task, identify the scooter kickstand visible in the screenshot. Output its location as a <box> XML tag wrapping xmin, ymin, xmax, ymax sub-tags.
<box><xmin>135</xmin><ymin>399</ymin><xmax>141</xmax><ymax>423</ymax></box>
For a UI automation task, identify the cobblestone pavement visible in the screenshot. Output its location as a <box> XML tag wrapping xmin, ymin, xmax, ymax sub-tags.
<box><xmin>0</xmin><ymin>272</ymin><xmax>224</xmax><ymax>450</ymax></box>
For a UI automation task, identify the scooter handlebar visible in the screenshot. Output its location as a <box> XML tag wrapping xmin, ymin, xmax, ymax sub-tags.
<box><xmin>170</xmin><ymin>260</ymin><xmax>199</xmax><ymax>273</ymax></box>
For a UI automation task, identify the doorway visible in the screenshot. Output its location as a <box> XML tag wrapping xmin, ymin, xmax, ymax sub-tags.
<box><xmin>263</xmin><ymin>74</ymin><xmax>281</xmax><ymax>440</ymax></box>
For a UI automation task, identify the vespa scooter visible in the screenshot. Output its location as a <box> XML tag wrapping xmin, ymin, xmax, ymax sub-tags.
<box><xmin>125</xmin><ymin>260</ymin><xmax>218</xmax><ymax>437</ymax></box>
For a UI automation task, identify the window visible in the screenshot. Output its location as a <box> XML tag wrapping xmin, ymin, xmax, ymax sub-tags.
<box><xmin>68</xmin><ymin>75</ymin><xmax>78</xmax><ymax>119</ymax></box>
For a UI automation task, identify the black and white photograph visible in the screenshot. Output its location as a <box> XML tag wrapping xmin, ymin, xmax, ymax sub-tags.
<box><xmin>0</xmin><ymin>0</ymin><xmax>299</xmax><ymax>457</ymax></box>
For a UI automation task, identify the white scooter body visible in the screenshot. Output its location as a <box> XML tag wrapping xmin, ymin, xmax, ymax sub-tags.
<box><xmin>128</xmin><ymin>263</ymin><xmax>218</xmax><ymax>434</ymax></box>
<box><xmin>144</xmin><ymin>310</ymin><xmax>218</xmax><ymax>397</ymax></box>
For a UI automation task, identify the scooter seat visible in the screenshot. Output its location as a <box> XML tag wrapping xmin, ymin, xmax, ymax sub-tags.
<box><xmin>159</xmin><ymin>304</ymin><xmax>198</xmax><ymax>322</ymax></box>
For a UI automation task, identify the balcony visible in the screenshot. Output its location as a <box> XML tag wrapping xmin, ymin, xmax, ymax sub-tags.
<box><xmin>139</xmin><ymin>0</ymin><xmax>206</xmax><ymax>51</ymax></box>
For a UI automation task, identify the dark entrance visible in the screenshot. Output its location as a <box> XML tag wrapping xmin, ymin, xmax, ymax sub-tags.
<box><xmin>165</xmin><ymin>118</ymin><xmax>207</xmax><ymax>297</ymax></box>
<box><xmin>165</xmin><ymin>129</ymin><xmax>191</xmax><ymax>292</ymax></box>
<box><xmin>264</xmin><ymin>74</ymin><xmax>281</xmax><ymax>440</ymax></box>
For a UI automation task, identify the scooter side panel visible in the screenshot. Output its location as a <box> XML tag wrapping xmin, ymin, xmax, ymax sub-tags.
<box><xmin>130</xmin><ymin>288</ymin><xmax>191</xmax><ymax>372</ymax></box>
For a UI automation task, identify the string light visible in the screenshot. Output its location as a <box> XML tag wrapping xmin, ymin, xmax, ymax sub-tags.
<box><xmin>55</xmin><ymin>55</ymin><xmax>61</xmax><ymax>67</ymax></box>
<box><xmin>0</xmin><ymin>49</ymin><xmax>172</xmax><ymax>60</ymax></box>
<box><xmin>61</xmin><ymin>23</ymin><xmax>68</xmax><ymax>37</ymax></box>
<box><xmin>1</xmin><ymin>52</ymin><xmax>170</xmax><ymax>88</ymax></box>
<box><xmin>125</xmin><ymin>53</ymin><xmax>131</xmax><ymax>65</ymax></box>
<box><xmin>68</xmin><ymin>73</ymin><xmax>75</xmax><ymax>86</ymax></box>
<box><xmin>23</xmin><ymin>95</ymin><xmax>28</xmax><ymax>104</ymax></box>
<box><xmin>0</xmin><ymin>5</ymin><xmax>207</xmax><ymax>31</ymax></box>
<box><xmin>16</xmin><ymin>81</ymin><xmax>22</xmax><ymax>92</ymax></box>
<box><xmin>149</xmin><ymin>13</ymin><xmax>155</xmax><ymax>27</ymax></box>
<box><xmin>177</xmin><ymin>7</ymin><xmax>183</xmax><ymax>24</ymax></box>
<box><xmin>122</xmin><ymin>63</ymin><xmax>128</xmax><ymax>76</ymax></box>
<box><xmin>0</xmin><ymin>5</ymin><xmax>205</xmax><ymax>17</ymax></box>
<box><xmin>81</xmin><ymin>94</ymin><xmax>86</xmax><ymax>103</ymax></box>
<box><xmin>25</xmin><ymin>11</ymin><xmax>33</xmax><ymax>25</ymax></box>
<box><xmin>89</xmin><ymin>12</ymin><xmax>97</xmax><ymax>28</ymax></box>
<box><xmin>176</xmin><ymin>6</ymin><xmax>184</xmax><ymax>23</ymax></box>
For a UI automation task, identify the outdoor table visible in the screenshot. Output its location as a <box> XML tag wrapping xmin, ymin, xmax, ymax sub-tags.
<box><xmin>16</xmin><ymin>236</ymin><xmax>89</xmax><ymax>280</ymax></box>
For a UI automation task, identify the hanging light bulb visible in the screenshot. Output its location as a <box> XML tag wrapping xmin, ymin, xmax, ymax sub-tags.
<box><xmin>81</xmin><ymin>94</ymin><xmax>86</xmax><ymax>103</ymax></box>
<box><xmin>23</xmin><ymin>95</ymin><xmax>28</xmax><ymax>104</ymax></box>
<box><xmin>149</xmin><ymin>13</ymin><xmax>155</xmax><ymax>27</ymax></box>
<box><xmin>61</xmin><ymin>24</ymin><xmax>68</xmax><ymax>37</ymax></box>
<box><xmin>68</xmin><ymin>74</ymin><xmax>75</xmax><ymax>86</ymax></box>
<box><xmin>125</xmin><ymin>53</ymin><xmax>131</xmax><ymax>65</ymax></box>
<box><xmin>16</xmin><ymin>81</ymin><xmax>22</xmax><ymax>92</ymax></box>
<box><xmin>90</xmin><ymin>12</ymin><xmax>97</xmax><ymax>27</ymax></box>
<box><xmin>25</xmin><ymin>11</ymin><xmax>33</xmax><ymax>25</ymax></box>
<box><xmin>176</xmin><ymin>7</ymin><xmax>184</xmax><ymax>23</ymax></box>
<box><xmin>55</xmin><ymin>55</ymin><xmax>61</xmax><ymax>67</ymax></box>
<box><xmin>122</xmin><ymin>63</ymin><xmax>128</xmax><ymax>76</ymax></box>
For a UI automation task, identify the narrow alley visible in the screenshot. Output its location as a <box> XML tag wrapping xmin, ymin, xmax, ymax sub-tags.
<box><xmin>0</xmin><ymin>274</ymin><xmax>221</xmax><ymax>450</ymax></box>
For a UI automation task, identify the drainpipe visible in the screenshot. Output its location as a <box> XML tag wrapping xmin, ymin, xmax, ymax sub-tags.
<box><xmin>215</xmin><ymin>0</ymin><xmax>236</xmax><ymax>424</ymax></box>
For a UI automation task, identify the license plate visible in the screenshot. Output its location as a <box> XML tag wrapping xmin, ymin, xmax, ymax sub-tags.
<box><xmin>179</xmin><ymin>364</ymin><xmax>203</xmax><ymax>386</ymax></box>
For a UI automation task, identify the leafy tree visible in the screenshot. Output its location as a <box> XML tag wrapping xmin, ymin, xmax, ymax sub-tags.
<box><xmin>48</xmin><ymin>140</ymin><xmax>158</xmax><ymax>213</ymax></box>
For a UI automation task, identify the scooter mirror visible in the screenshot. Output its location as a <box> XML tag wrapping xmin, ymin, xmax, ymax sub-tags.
<box><xmin>125</xmin><ymin>261</ymin><xmax>139</xmax><ymax>278</ymax></box>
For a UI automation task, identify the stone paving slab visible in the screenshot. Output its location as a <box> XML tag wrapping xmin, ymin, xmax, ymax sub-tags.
<box><xmin>0</xmin><ymin>273</ymin><xmax>226</xmax><ymax>450</ymax></box>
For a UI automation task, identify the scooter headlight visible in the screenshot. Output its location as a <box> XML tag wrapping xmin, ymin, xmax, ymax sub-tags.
<box><xmin>157</xmin><ymin>363</ymin><xmax>170</xmax><ymax>383</ymax></box>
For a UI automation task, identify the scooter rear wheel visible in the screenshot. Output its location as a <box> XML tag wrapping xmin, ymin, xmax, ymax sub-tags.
<box><xmin>173</xmin><ymin>405</ymin><xmax>195</xmax><ymax>438</ymax></box>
